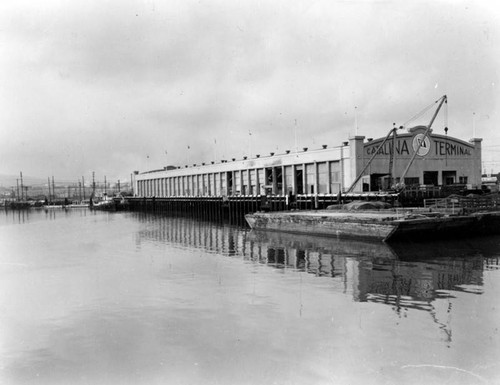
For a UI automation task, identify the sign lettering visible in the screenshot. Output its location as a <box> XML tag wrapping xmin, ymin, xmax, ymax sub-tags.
<box><xmin>366</xmin><ymin>140</ymin><xmax>409</xmax><ymax>156</ymax></box>
<box><xmin>434</xmin><ymin>140</ymin><xmax>472</xmax><ymax>156</ymax></box>
<box><xmin>365</xmin><ymin>137</ymin><xmax>473</xmax><ymax>157</ymax></box>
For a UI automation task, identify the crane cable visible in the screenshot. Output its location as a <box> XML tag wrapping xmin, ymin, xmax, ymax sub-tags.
<box><xmin>444</xmin><ymin>98</ymin><xmax>448</xmax><ymax>131</ymax></box>
<box><xmin>402</xmin><ymin>98</ymin><xmax>442</xmax><ymax>129</ymax></box>
<box><xmin>398</xmin><ymin>95</ymin><xmax>448</xmax><ymax>190</ymax></box>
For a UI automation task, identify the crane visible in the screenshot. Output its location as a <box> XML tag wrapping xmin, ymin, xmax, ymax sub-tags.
<box><xmin>397</xmin><ymin>95</ymin><xmax>447</xmax><ymax>190</ymax></box>
<box><xmin>346</xmin><ymin>95</ymin><xmax>448</xmax><ymax>194</ymax></box>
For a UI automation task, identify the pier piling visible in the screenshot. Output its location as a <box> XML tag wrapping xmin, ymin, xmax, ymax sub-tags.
<box><xmin>127</xmin><ymin>194</ymin><xmax>347</xmax><ymax>225</ymax></box>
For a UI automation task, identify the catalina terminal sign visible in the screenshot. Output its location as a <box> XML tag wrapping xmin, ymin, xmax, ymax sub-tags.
<box><xmin>364</xmin><ymin>132</ymin><xmax>473</xmax><ymax>158</ymax></box>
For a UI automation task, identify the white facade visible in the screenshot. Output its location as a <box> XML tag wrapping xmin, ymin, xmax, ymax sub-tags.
<box><xmin>133</xmin><ymin>129</ymin><xmax>482</xmax><ymax>197</ymax></box>
<box><xmin>133</xmin><ymin>143</ymin><xmax>352</xmax><ymax>197</ymax></box>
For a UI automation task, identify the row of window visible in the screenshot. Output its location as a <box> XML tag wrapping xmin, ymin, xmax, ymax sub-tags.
<box><xmin>136</xmin><ymin>162</ymin><xmax>343</xmax><ymax>197</ymax></box>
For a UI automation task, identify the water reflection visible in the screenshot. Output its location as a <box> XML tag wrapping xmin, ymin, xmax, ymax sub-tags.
<box><xmin>133</xmin><ymin>212</ymin><xmax>500</xmax><ymax>312</ymax></box>
<box><xmin>1</xmin><ymin>207</ymin><xmax>92</xmax><ymax>225</ymax></box>
<box><xmin>2</xmin><ymin>210</ymin><xmax>499</xmax><ymax>384</ymax></box>
<box><xmin>1</xmin><ymin>208</ymin><xmax>31</xmax><ymax>224</ymax></box>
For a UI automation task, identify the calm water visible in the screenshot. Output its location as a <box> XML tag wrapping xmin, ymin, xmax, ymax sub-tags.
<box><xmin>0</xmin><ymin>209</ymin><xmax>499</xmax><ymax>385</ymax></box>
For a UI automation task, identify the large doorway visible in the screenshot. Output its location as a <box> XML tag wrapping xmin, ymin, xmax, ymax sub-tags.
<box><xmin>275</xmin><ymin>167</ymin><xmax>283</xmax><ymax>195</ymax></box>
<box><xmin>295</xmin><ymin>168</ymin><xmax>304</xmax><ymax>194</ymax></box>
<box><xmin>370</xmin><ymin>173</ymin><xmax>389</xmax><ymax>191</ymax></box>
<box><xmin>226</xmin><ymin>172</ymin><xmax>233</xmax><ymax>195</ymax></box>
<box><xmin>442</xmin><ymin>171</ymin><xmax>456</xmax><ymax>185</ymax></box>
<box><xmin>423</xmin><ymin>171</ymin><xmax>438</xmax><ymax>186</ymax></box>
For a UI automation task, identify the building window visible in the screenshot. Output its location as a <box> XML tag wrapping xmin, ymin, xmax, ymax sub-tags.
<box><xmin>404</xmin><ymin>177</ymin><xmax>420</xmax><ymax>186</ymax></box>
<box><xmin>317</xmin><ymin>162</ymin><xmax>328</xmax><ymax>194</ymax></box>
<box><xmin>459</xmin><ymin>176</ymin><xmax>468</xmax><ymax>184</ymax></box>
<box><xmin>305</xmin><ymin>164</ymin><xmax>316</xmax><ymax>194</ymax></box>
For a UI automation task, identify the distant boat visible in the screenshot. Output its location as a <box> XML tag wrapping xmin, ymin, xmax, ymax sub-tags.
<box><xmin>67</xmin><ymin>201</ymin><xmax>89</xmax><ymax>209</ymax></box>
<box><xmin>43</xmin><ymin>205</ymin><xmax>66</xmax><ymax>210</ymax></box>
<box><xmin>90</xmin><ymin>193</ymin><xmax>116</xmax><ymax>211</ymax></box>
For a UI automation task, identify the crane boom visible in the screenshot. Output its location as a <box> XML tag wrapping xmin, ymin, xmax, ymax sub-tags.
<box><xmin>398</xmin><ymin>95</ymin><xmax>447</xmax><ymax>188</ymax></box>
<box><xmin>346</xmin><ymin>126</ymin><xmax>398</xmax><ymax>194</ymax></box>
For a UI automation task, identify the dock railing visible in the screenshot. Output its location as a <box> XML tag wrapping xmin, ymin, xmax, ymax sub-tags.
<box><xmin>424</xmin><ymin>194</ymin><xmax>500</xmax><ymax>214</ymax></box>
<box><xmin>423</xmin><ymin>197</ymin><xmax>462</xmax><ymax>215</ymax></box>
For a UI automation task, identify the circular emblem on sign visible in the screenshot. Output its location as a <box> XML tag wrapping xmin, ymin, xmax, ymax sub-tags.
<box><xmin>412</xmin><ymin>133</ymin><xmax>431</xmax><ymax>156</ymax></box>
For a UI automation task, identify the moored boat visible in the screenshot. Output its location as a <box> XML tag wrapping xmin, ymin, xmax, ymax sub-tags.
<box><xmin>90</xmin><ymin>200</ymin><xmax>115</xmax><ymax>211</ymax></box>
<box><xmin>90</xmin><ymin>193</ymin><xmax>116</xmax><ymax>211</ymax></box>
<box><xmin>67</xmin><ymin>201</ymin><xmax>90</xmax><ymax>209</ymax></box>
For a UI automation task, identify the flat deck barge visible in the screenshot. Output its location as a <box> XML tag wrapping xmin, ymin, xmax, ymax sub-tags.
<box><xmin>245</xmin><ymin>210</ymin><xmax>500</xmax><ymax>242</ymax></box>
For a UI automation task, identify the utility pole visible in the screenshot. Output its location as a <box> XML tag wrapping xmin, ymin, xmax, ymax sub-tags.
<box><xmin>20</xmin><ymin>172</ymin><xmax>24</xmax><ymax>201</ymax></box>
<box><xmin>52</xmin><ymin>176</ymin><xmax>56</xmax><ymax>201</ymax></box>
<box><xmin>472</xmin><ymin>112</ymin><xmax>476</xmax><ymax>138</ymax></box>
<box><xmin>118</xmin><ymin>180</ymin><xmax>121</xmax><ymax>192</ymax></box>
<box><xmin>82</xmin><ymin>176</ymin><xmax>86</xmax><ymax>200</ymax></box>
<box><xmin>16</xmin><ymin>179</ymin><xmax>20</xmax><ymax>201</ymax></box>
<box><xmin>104</xmin><ymin>175</ymin><xmax>107</xmax><ymax>195</ymax></box>
<box><xmin>92</xmin><ymin>171</ymin><xmax>95</xmax><ymax>195</ymax></box>
<box><xmin>48</xmin><ymin>177</ymin><xmax>51</xmax><ymax>203</ymax></box>
<box><xmin>79</xmin><ymin>181</ymin><xmax>82</xmax><ymax>201</ymax></box>
<box><xmin>354</xmin><ymin>106</ymin><xmax>358</xmax><ymax>136</ymax></box>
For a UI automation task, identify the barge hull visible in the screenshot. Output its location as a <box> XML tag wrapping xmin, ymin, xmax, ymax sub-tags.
<box><xmin>245</xmin><ymin>211</ymin><xmax>398</xmax><ymax>241</ymax></box>
<box><xmin>245</xmin><ymin>211</ymin><xmax>500</xmax><ymax>242</ymax></box>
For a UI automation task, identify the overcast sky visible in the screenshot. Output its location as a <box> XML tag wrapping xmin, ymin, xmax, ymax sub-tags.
<box><xmin>1</xmin><ymin>0</ymin><xmax>499</xmax><ymax>184</ymax></box>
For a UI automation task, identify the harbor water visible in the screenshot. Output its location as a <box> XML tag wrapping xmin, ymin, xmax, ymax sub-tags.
<box><xmin>0</xmin><ymin>209</ymin><xmax>499</xmax><ymax>385</ymax></box>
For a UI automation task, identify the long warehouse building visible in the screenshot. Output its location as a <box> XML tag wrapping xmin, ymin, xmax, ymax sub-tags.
<box><xmin>132</xmin><ymin>126</ymin><xmax>482</xmax><ymax>198</ymax></box>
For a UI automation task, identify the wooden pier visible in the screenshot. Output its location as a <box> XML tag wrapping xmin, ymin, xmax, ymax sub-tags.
<box><xmin>126</xmin><ymin>190</ymin><xmax>475</xmax><ymax>225</ymax></box>
<box><xmin>127</xmin><ymin>194</ymin><xmax>349</xmax><ymax>225</ymax></box>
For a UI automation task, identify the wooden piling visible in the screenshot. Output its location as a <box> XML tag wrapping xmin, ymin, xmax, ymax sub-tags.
<box><xmin>128</xmin><ymin>193</ymin><xmax>347</xmax><ymax>225</ymax></box>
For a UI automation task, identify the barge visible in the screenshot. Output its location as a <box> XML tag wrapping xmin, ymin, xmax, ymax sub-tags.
<box><xmin>244</xmin><ymin>209</ymin><xmax>500</xmax><ymax>242</ymax></box>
